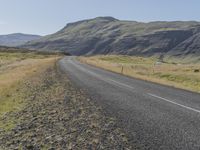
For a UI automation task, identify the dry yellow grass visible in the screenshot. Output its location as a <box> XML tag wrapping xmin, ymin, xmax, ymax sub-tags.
<box><xmin>79</xmin><ymin>55</ymin><xmax>200</xmax><ymax>93</ymax></box>
<box><xmin>0</xmin><ymin>52</ymin><xmax>59</xmax><ymax>117</ymax></box>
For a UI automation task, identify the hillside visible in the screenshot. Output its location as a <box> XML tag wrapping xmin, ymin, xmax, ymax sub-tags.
<box><xmin>0</xmin><ymin>33</ymin><xmax>41</xmax><ymax>47</ymax></box>
<box><xmin>22</xmin><ymin>17</ymin><xmax>200</xmax><ymax>57</ymax></box>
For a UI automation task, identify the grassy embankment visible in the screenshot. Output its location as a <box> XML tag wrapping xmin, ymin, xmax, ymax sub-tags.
<box><xmin>0</xmin><ymin>52</ymin><xmax>58</xmax><ymax>131</ymax></box>
<box><xmin>79</xmin><ymin>55</ymin><xmax>200</xmax><ymax>93</ymax></box>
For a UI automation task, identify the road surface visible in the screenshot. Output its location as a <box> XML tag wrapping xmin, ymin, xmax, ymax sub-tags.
<box><xmin>59</xmin><ymin>56</ymin><xmax>200</xmax><ymax>149</ymax></box>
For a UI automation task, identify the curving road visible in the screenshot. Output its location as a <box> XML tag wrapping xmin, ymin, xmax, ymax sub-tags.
<box><xmin>59</xmin><ymin>56</ymin><xmax>200</xmax><ymax>149</ymax></box>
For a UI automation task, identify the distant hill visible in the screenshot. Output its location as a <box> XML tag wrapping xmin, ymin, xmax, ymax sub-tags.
<box><xmin>0</xmin><ymin>33</ymin><xmax>41</xmax><ymax>47</ymax></box>
<box><xmin>22</xmin><ymin>17</ymin><xmax>200</xmax><ymax>58</ymax></box>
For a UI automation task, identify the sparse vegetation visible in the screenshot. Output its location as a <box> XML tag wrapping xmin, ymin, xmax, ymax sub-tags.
<box><xmin>0</xmin><ymin>52</ymin><xmax>133</xmax><ymax>149</ymax></box>
<box><xmin>80</xmin><ymin>55</ymin><xmax>200</xmax><ymax>93</ymax></box>
<box><xmin>0</xmin><ymin>52</ymin><xmax>58</xmax><ymax>131</ymax></box>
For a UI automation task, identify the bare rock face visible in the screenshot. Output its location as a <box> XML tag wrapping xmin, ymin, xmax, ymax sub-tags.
<box><xmin>22</xmin><ymin>17</ymin><xmax>200</xmax><ymax>57</ymax></box>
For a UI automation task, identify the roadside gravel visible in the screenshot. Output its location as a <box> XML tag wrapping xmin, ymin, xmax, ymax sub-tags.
<box><xmin>0</xmin><ymin>64</ymin><xmax>133</xmax><ymax>149</ymax></box>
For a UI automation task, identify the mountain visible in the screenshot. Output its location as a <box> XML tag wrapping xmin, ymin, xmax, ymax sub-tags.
<box><xmin>167</xmin><ymin>32</ymin><xmax>200</xmax><ymax>57</ymax></box>
<box><xmin>22</xmin><ymin>17</ymin><xmax>200</xmax><ymax>57</ymax></box>
<box><xmin>0</xmin><ymin>33</ymin><xmax>41</xmax><ymax>47</ymax></box>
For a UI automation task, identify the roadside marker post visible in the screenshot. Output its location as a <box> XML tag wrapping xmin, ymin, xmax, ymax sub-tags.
<box><xmin>121</xmin><ymin>66</ymin><xmax>124</xmax><ymax>74</ymax></box>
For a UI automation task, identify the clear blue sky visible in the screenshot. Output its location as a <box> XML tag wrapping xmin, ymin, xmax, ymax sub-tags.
<box><xmin>0</xmin><ymin>0</ymin><xmax>200</xmax><ymax>35</ymax></box>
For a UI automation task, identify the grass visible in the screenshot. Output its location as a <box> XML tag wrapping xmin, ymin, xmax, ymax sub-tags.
<box><xmin>79</xmin><ymin>55</ymin><xmax>200</xmax><ymax>93</ymax></box>
<box><xmin>0</xmin><ymin>51</ymin><xmax>60</xmax><ymax>131</ymax></box>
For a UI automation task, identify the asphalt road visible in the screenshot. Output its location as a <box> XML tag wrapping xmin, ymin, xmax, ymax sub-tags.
<box><xmin>59</xmin><ymin>56</ymin><xmax>200</xmax><ymax>150</ymax></box>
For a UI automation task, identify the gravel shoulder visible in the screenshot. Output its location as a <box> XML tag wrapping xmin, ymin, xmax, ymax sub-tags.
<box><xmin>0</xmin><ymin>62</ymin><xmax>133</xmax><ymax>149</ymax></box>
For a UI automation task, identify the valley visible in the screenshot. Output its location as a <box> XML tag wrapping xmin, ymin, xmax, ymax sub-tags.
<box><xmin>1</xmin><ymin>16</ymin><xmax>200</xmax><ymax>150</ymax></box>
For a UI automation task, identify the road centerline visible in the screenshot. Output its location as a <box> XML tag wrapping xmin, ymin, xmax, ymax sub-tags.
<box><xmin>60</xmin><ymin>57</ymin><xmax>200</xmax><ymax>149</ymax></box>
<box><xmin>69</xmin><ymin>58</ymin><xmax>200</xmax><ymax>114</ymax></box>
<box><xmin>148</xmin><ymin>93</ymin><xmax>200</xmax><ymax>113</ymax></box>
<box><xmin>68</xmin><ymin>58</ymin><xmax>135</xmax><ymax>91</ymax></box>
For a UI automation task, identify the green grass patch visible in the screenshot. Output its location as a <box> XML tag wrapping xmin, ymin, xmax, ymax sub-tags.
<box><xmin>0</xmin><ymin>81</ymin><xmax>27</xmax><ymax>131</ymax></box>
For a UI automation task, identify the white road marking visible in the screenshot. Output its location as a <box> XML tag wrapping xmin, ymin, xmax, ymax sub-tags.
<box><xmin>66</xmin><ymin>58</ymin><xmax>200</xmax><ymax>114</ymax></box>
<box><xmin>148</xmin><ymin>93</ymin><xmax>200</xmax><ymax>113</ymax></box>
<box><xmin>68</xmin><ymin>58</ymin><xmax>135</xmax><ymax>91</ymax></box>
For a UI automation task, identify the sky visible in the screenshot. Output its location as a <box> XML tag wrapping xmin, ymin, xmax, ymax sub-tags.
<box><xmin>0</xmin><ymin>0</ymin><xmax>200</xmax><ymax>35</ymax></box>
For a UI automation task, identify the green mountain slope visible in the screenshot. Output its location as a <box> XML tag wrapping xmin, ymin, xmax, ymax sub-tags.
<box><xmin>22</xmin><ymin>17</ymin><xmax>200</xmax><ymax>57</ymax></box>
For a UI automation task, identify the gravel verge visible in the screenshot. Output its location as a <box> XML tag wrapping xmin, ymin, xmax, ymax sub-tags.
<box><xmin>0</xmin><ymin>64</ymin><xmax>133</xmax><ymax>149</ymax></box>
